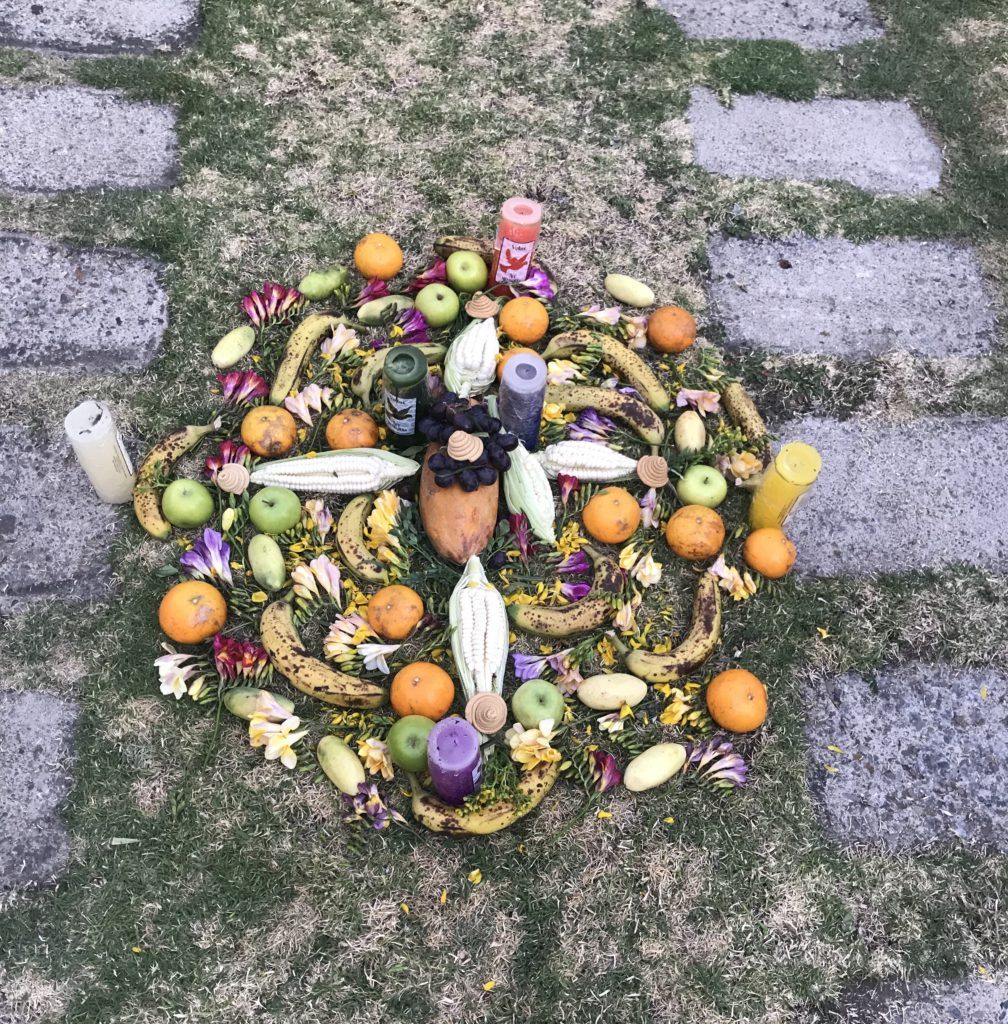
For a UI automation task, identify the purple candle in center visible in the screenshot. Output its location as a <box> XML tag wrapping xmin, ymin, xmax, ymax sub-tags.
<box><xmin>427</xmin><ymin>717</ymin><xmax>482</xmax><ymax>805</ymax></box>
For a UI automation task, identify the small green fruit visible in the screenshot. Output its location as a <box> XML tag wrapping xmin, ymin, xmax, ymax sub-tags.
<box><xmin>223</xmin><ymin>687</ymin><xmax>295</xmax><ymax>721</ymax></box>
<box><xmin>358</xmin><ymin>294</ymin><xmax>414</xmax><ymax>325</ymax></box>
<box><xmin>298</xmin><ymin>265</ymin><xmax>348</xmax><ymax>301</ymax></box>
<box><xmin>604</xmin><ymin>273</ymin><xmax>655</xmax><ymax>308</ymax></box>
<box><xmin>317</xmin><ymin>735</ymin><xmax>366</xmax><ymax>795</ymax></box>
<box><xmin>211</xmin><ymin>325</ymin><xmax>256</xmax><ymax>369</ymax></box>
<box><xmin>624</xmin><ymin>742</ymin><xmax>687</xmax><ymax>792</ymax></box>
<box><xmin>247</xmin><ymin>533</ymin><xmax>287</xmax><ymax>591</ymax></box>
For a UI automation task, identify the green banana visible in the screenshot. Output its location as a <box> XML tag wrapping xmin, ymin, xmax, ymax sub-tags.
<box><xmin>545</xmin><ymin>384</ymin><xmax>665</xmax><ymax>445</ymax></box>
<box><xmin>260</xmin><ymin>601</ymin><xmax>387</xmax><ymax>708</ymax></box>
<box><xmin>507</xmin><ymin>547</ymin><xmax>624</xmax><ymax>639</ymax></box>
<box><xmin>335</xmin><ymin>495</ymin><xmax>388</xmax><ymax>584</ymax></box>
<box><xmin>270</xmin><ymin>313</ymin><xmax>348</xmax><ymax>404</ymax></box>
<box><xmin>541</xmin><ymin>330</ymin><xmax>670</xmax><ymax>413</ymax></box>
<box><xmin>409</xmin><ymin>760</ymin><xmax>559</xmax><ymax>835</ymax></box>
<box><xmin>350</xmin><ymin>343</ymin><xmax>446</xmax><ymax>401</ymax></box>
<box><xmin>133</xmin><ymin>418</ymin><xmax>220</xmax><ymax>540</ymax></box>
<box><xmin>623</xmin><ymin>573</ymin><xmax>722</xmax><ymax>683</ymax></box>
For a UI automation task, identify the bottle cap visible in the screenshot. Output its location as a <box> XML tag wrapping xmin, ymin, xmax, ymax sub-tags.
<box><xmin>383</xmin><ymin>345</ymin><xmax>428</xmax><ymax>387</ymax></box>
<box><xmin>776</xmin><ymin>442</ymin><xmax>822</xmax><ymax>487</ymax></box>
<box><xmin>500</xmin><ymin>353</ymin><xmax>546</xmax><ymax>396</ymax></box>
<box><xmin>501</xmin><ymin>196</ymin><xmax>542</xmax><ymax>227</ymax></box>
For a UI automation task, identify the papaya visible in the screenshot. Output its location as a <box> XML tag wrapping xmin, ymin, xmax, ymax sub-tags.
<box><xmin>419</xmin><ymin>444</ymin><xmax>498</xmax><ymax>565</ymax></box>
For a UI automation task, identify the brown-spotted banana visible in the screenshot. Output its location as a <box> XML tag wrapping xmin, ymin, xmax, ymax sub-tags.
<box><xmin>269</xmin><ymin>313</ymin><xmax>349</xmax><ymax>404</ymax></box>
<box><xmin>545</xmin><ymin>384</ymin><xmax>665</xmax><ymax>445</ymax></box>
<box><xmin>336</xmin><ymin>494</ymin><xmax>388</xmax><ymax>585</ymax></box>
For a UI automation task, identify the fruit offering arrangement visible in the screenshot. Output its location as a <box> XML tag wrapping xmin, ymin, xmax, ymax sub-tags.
<box><xmin>145</xmin><ymin>228</ymin><xmax>800</xmax><ymax>836</ymax></box>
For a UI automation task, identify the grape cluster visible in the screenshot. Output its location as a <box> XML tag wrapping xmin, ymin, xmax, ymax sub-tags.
<box><xmin>418</xmin><ymin>393</ymin><xmax>519</xmax><ymax>492</ymax></box>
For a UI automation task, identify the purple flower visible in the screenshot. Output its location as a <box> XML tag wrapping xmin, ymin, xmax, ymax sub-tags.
<box><xmin>352</xmin><ymin>278</ymin><xmax>389</xmax><ymax>309</ymax></box>
<box><xmin>676</xmin><ymin>388</ymin><xmax>721</xmax><ymax>417</ymax></box>
<box><xmin>512</xmin><ymin>651</ymin><xmax>550</xmax><ymax>682</ymax></box>
<box><xmin>589</xmin><ymin>749</ymin><xmax>623</xmax><ymax>793</ymax></box>
<box><xmin>510</xmin><ymin>265</ymin><xmax>555</xmax><ymax>302</ymax></box>
<box><xmin>557</xmin><ymin>550</ymin><xmax>591</xmax><ymax>575</ymax></box>
<box><xmin>370</xmin><ymin>307</ymin><xmax>430</xmax><ymax>351</ymax></box>
<box><xmin>640</xmin><ymin>487</ymin><xmax>659</xmax><ymax>530</ymax></box>
<box><xmin>568</xmin><ymin>409</ymin><xmax>618</xmax><ymax>443</ymax></box>
<box><xmin>343</xmin><ymin>782</ymin><xmax>405</xmax><ymax>831</ymax></box>
<box><xmin>560</xmin><ymin>581</ymin><xmax>591</xmax><ymax>602</ymax></box>
<box><xmin>180</xmin><ymin>528</ymin><xmax>232</xmax><ymax>586</ymax></box>
<box><xmin>558</xmin><ymin>474</ymin><xmax>579</xmax><ymax>506</ymax></box>
<box><xmin>508</xmin><ymin>513</ymin><xmax>535</xmax><ymax>563</ymax></box>
<box><xmin>241</xmin><ymin>282</ymin><xmax>306</xmax><ymax>326</ymax></box>
<box><xmin>204</xmin><ymin>439</ymin><xmax>252</xmax><ymax>481</ymax></box>
<box><xmin>217</xmin><ymin>370</ymin><xmax>268</xmax><ymax>406</ymax></box>
<box><xmin>600</xmin><ymin>377</ymin><xmax>644</xmax><ymax>402</ymax></box>
<box><xmin>405</xmin><ymin>258</ymin><xmax>447</xmax><ymax>294</ymax></box>
<box><xmin>685</xmin><ymin>736</ymin><xmax>748</xmax><ymax>790</ymax></box>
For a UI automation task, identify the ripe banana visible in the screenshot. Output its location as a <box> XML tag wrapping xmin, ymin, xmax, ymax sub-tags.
<box><xmin>545</xmin><ymin>384</ymin><xmax>665</xmax><ymax>445</ymax></box>
<box><xmin>270</xmin><ymin>313</ymin><xmax>348</xmax><ymax>404</ymax></box>
<box><xmin>721</xmin><ymin>382</ymin><xmax>768</xmax><ymax>441</ymax></box>
<box><xmin>260</xmin><ymin>601</ymin><xmax>386</xmax><ymax>708</ymax></box>
<box><xmin>433</xmin><ymin>235</ymin><xmax>494</xmax><ymax>263</ymax></box>
<box><xmin>507</xmin><ymin>548</ymin><xmax>625</xmax><ymax>638</ymax></box>
<box><xmin>336</xmin><ymin>495</ymin><xmax>388</xmax><ymax>584</ymax></box>
<box><xmin>351</xmin><ymin>343</ymin><xmax>447</xmax><ymax>401</ymax></box>
<box><xmin>623</xmin><ymin>573</ymin><xmax>722</xmax><ymax>683</ymax></box>
<box><xmin>409</xmin><ymin>760</ymin><xmax>560</xmax><ymax>835</ymax></box>
<box><xmin>133</xmin><ymin>418</ymin><xmax>221</xmax><ymax>540</ymax></box>
<box><xmin>541</xmin><ymin>330</ymin><xmax>671</xmax><ymax>413</ymax></box>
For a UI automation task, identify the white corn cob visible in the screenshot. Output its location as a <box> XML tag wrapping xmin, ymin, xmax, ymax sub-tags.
<box><xmin>449</xmin><ymin>555</ymin><xmax>509</xmax><ymax>703</ymax></box>
<box><xmin>249</xmin><ymin>448</ymin><xmax>419</xmax><ymax>494</ymax></box>
<box><xmin>443</xmin><ymin>317</ymin><xmax>499</xmax><ymax>398</ymax></box>
<box><xmin>536</xmin><ymin>440</ymin><xmax>638</xmax><ymax>481</ymax></box>
<box><xmin>503</xmin><ymin>441</ymin><xmax>557</xmax><ymax>544</ymax></box>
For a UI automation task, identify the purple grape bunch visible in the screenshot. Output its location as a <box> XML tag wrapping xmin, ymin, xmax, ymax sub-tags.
<box><xmin>418</xmin><ymin>393</ymin><xmax>519</xmax><ymax>492</ymax></box>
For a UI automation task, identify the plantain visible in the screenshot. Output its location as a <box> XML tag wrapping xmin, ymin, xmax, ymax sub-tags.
<box><xmin>541</xmin><ymin>330</ymin><xmax>670</xmax><ymax>413</ymax></box>
<box><xmin>433</xmin><ymin>235</ymin><xmax>494</xmax><ymax>262</ymax></box>
<box><xmin>721</xmin><ymin>382</ymin><xmax>768</xmax><ymax>442</ymax></box>
<box><xmin>260</xmin><ymin>601</ymin><xmax>386</xmax><ymax>708</ymax></box>
<box><xmin>269</xmin><ymin>313</ymin><xmax>348</xmax><ymax>404</ymax></box>
<box><xmin>133</xmin><ymin>418</ymin><xmax>221</xmax><ymax>540</ymax></box>
<box><xmin>351</xmin><ymin>343</ymin><xmax>447</xmax><ymax>401</ymax></box>
<box><xmin>336</xmin><ymin>495</ymin><xmax>388</xmax><ymax>584</ymax></box>
<box><xmin>508</xmin><ymin>547</ymin><xmax>625</xmax><ymax>639</ymax></box>
<box><xmin>546</xmin><ymin>384</ymin><xmax>665</xmax><ymax>445</ymax></box>
<box><xmin>623</xmin><ymin>573</ymin><xmax>722</xmax><ymax>683</ymax></box>
<box><xmin>408</xmin><ymin>760</ymin><xmax>560</xmax><ymax>835</ymax></box>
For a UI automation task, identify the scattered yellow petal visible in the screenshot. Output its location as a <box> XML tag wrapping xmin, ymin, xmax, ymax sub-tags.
<box><xmin>596</xmin><ymin>810</ymin><xmax>612</xmax><ymax>819</ymax></box>
<box><xmin>440</xmin><ymin>889</ymin><xmax>447</xmax><ymax>905</ymax></box>
<box><xmin>817</xmin><ymin>627</ymin><xmax>830</xmax><ymax>639</ymax></box>
<box><xmin>250</xmin><ymin>591</ymin><xmax>268</xmax><ymax>604</ymax></box>
<box><xmin>980</xmin><ymin>687</ymin><xmax>989</xmax><ymax>700</ymax></box>
<box><xmin>824</xmin><ymin>764</ymin><xmax>839</xmax><ymax>774</ymax></box>
<box><xmin>131</xmin><ymin>946</ymin><xmax>142</xmax><ymax>954</ymax></box>
<box><xmin>483</xmin><ymin>980</ymin><xmax>496</xmax><ymax>992</ymax></box>
<box><xmin>663</xmin><ymin>816</ymin><xmax>675</xmax><ymax>825</ymax></box>
<box><xmin>467</xmin><ymin>868</ymin><xmax>482</xmax><ymax>885</ymax></box>
<box><xmin>978</xmin><ymin>965</ymin><xmax>989</xmax><ymax>975</ymax></box>
<box><xmin>400</xmin><ymin>903</ymin><xmax>409</xmax><ymax>914</ymax></box>
<box><xmin>827</xmin><ymin>745</ymin><xmax>843</xmax><ymax>754</ymax></box>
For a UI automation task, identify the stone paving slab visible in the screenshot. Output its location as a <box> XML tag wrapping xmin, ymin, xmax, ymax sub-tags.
<box><xmin>0</xmin><ymin>690</ymin><xmax>78</xmax><ymax>887</ymax></box>
<box><xmin>0</xmin><ymin>425</ymin><xmax>124</xmax><ymax>613</ymax></box>
<box><xmin>0</xmin><ymin>232</ymin><xmax>167</xmax><ymax>372</ymax></box>
<box><xmin>804</xmin><ymin>663</ymin><xmax>1008</xmax><ymax>850</ymax></box>
<box><xmin>660</xmin><ymin>0</ymin><xmax>883</xmax><ymax>49</ymax></box>
<box><xmin>688</xmin><ymin>87</ymin><xmax>942</xmax><ymax>194</ymax></box>
<box><xmin>0</xmin><ymin>0</ymin><xmax>198</xmax><ymax>54</ymax></box>
<box><xmin>776</xmin><ymin>415</ymin><xmax>1008</xmax><ymax>576</ymax></box>
<box><xmin>804</xmin><ymin>978</ymin><xmax>1008</xmax><ymax>1022</ymax></box>
<box><xmin>708</xmin><ymin>236</ymin><xmax>995</xmax><ymax>359</ymax></box>
<box><xmin>0</xmin><ymin>86</ymin><xmax>178</xmax><ymax>192</ymax></box>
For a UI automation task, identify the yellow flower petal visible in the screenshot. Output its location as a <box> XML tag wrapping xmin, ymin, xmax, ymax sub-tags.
<box><xmin>467</xmin><ymin>868</ymin><xmax>482</xmax><ymax>885</ymax></box>
<box><xmin>663</xmin><ymin>816</ymin><xmax>675</xmax><ymax>825</ymax></box>
<box><xmin>483</xmin><ymin>980</ymin><xmax>496</xmax><ymax>992</ymax></box>
<box><xmin>400</xmin><ymin>903</ymin><xmax>409</xmax><ymax>914</ymax></box>
<box><xmin>440</xmin><ymin>889</ymin><xmax>447</xmax><ymax>905</ymax></box>
<box><xmin>251</xmin><ymin>591</ymin><xmax>268</xmax><ymax>603</ymax></box>
<box><xmin>596</xmin><ymin>810</ymin><xmax>612</xmax><ymax>819</ymax></box>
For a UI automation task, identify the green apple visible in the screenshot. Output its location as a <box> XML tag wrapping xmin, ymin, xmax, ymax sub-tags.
<box><xmin>387</xmin><ymin>715</ymin><xmax>436</xmax><ymax>772</ymax></box>
<box><xmin>249</xmin><ymin>486</ymin><xmax>302</xmax><ymax>534</ymax></box>
<box><xmin>446</xmin><ymin>250</ymin><xmax>488</xmax><ymax>293</ymax></box>
<box><xmin>414</xmin><ymin>283</ymin><xmax>460</xmax><ymax>328</ymax></box>
<box><xmin>161</xmin><ymin>479</ymin><xmax>215</xmax><ymax>528</ymax></box>
<box><xmin>511</xmin><ymin>679</ymin><xmax>565</xmax><ymax>729</ymax></box>
<box><xmin>675</xmin><ymin>464</ymin><xmax>728</xmax><ymax>509</ymax></box>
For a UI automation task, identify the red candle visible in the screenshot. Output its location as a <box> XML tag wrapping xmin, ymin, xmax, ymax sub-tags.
<box><xmin>489</xmin><ymin>197</ymin><xmax>542</xmax><ymax>285</ymax></box>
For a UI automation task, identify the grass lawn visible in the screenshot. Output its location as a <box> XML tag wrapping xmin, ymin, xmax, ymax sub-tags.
<box><xmin>1</xmin><ymin>1</ymin><xmax>1007</xmax><ymax>1020</ymax></box>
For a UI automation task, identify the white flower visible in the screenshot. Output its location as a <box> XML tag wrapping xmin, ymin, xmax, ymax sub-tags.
<box><xmin>263</xmin><ymin>725</ymin><xmax>308</xmax><ymax>769</ymax></box>
<box><xmin>358</xmin><ymin>642</ymin><xmax>401</xmax><ymax>674</ymax></box>
<box><xmin>321</xmin><ymin>323</ymin><xmax>360</xmax><ymax>360</ymax></box>
<box><xmin>154</xmin><ymin>644</ymin><xmax>198</xmax><ymax>700</ymax></box>
<box><xmin>358</xmin><ymin>737</ymin><xmax>394</xmax><ymax>780</ymax></box>
<box><xmin>632</xmin><ymin>553</ymin><xmax>662</xmax><ymax>588</ymax></box>
<box><xmin>291</xmin><ymin>563</ymin><xmax>319</xmax><ymax>601</ymax></box>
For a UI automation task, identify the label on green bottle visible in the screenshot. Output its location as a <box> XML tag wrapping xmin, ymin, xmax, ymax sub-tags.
<box><xmin>384</xmin><ymin>391</ymin><xmax>417</xmax><ymax>436</ymax></box>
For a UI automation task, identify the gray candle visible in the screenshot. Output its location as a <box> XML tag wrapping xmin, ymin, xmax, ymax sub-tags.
<box><xmin>498</xmin><ymin>353</ymin><xmax>547</xmax><ymax>451</ymax></box>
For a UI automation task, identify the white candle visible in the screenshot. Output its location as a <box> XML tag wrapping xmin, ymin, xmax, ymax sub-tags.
<box><xmin>64</xmin><ymin>401</ymin><xmax>136</xmax><ymax>504</ymax></box>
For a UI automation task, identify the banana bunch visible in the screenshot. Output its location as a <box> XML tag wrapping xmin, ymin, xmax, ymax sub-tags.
<box><xmin>508</xmin><ymin>547</ymin><xmax>625</xmax><ymax>638</ymax></box>
<box><xmin>351</xmin><ymin>343</ymin><xmax>446</xmax><ymax>401</ymax></box>
<box><xmin>409</xmin><ymin>760</ymin><xmax>559</xmax><ymax>835</ymax></box>
<box><xmin>260</xmin><ymin>601</ymin><xmax>386</xmax><ymax>707</ymax></box>
<box><xmin>133</xmin><ymin>418</ymin><xmax>221</xmax><ymax>540</ymax></box>
<box><xmin>335</xmin><ymin>494</ymin><xmax>388</xmax><ymax>584</ymax></box>
<box><xmin>270</xmin><ymin>314</ymin><xmax>349</xmax><ymax>405</ymax></box>
<box><xmin>623</xmin><ymin>573</ymin><xmax>722</xmax><ymax>683</ymax></box>
<box><xmin>541</xmin><ymin>330</ymin><xmax>670</xmax><ymax>413</ymax></box>
<box><xmin>545</xmin><ymin>384</ymin><xmax>665</xmax><ymax>445</ymax></box>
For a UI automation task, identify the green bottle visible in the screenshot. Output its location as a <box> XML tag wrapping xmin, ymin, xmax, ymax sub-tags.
<box><xmin>382</xmin><ymin>346</ymin><xmax>429</xmax><ymax>447</ymax></box>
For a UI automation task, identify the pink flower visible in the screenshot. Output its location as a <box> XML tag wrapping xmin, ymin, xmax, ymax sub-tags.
<box><xmin>404</xmin><ymin>259</ymin><xmax>447</xmax><ymax>294</ymax></box>
<box><xmin>589</xmin><ymin>749</ymin><xmax>622</xmax><ymax>792</ymax></box>
<box><xmin>558</xmin><ymin>474</ymin><xmax>579</xmax><ymax>505</ymax></box>
<box><xmin>676</xmin><ymin>388</ymin><xmax>721</xmax><ymax>417</ymax></box>
<box><xmin>218</xmin><ymin>370</ymin><xmax>268</xmax><ymax>406</ymax></box>
<box><xmin>352</xmin><ymin>278</ymin><xmax>389</xmax><ymax>308</ymax></box>
<box><xmin>508</xmin><ymin>513</ymin><xmax>535</xmax><ymax>563</ymax></box>
<box><xmin>640</xmin><ymin>487</ymin><xmax>659</xmax><ymax>529</ymax></box>
<box><xmin>204</xmin><ymin>439</ymin><xmax>251</xmax><ymax>481</ymax></box>
<box><xmin>241</xmin><ymin>282</ymin><xmax>306</xmax><ymax>326</ymax></box>
<box><xmin>510</xmin><ymin>265</ymin><xmax>556</xmax><ymax>302</ymax></box>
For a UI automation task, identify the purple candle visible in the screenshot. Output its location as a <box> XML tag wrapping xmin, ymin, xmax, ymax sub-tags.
<box><xmin>427</xmin><ymin>717</ymin><xmax>482</xmax><ymax>805</ymax></box>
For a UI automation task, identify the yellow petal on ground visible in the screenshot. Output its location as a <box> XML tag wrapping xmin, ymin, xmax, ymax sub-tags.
<box><xmin>467</xmin><ymin>868</ymin><xmax>482</xmax><ymax>885</ymax></box>
<box><xmin>824</xmin><ymin>764</ymin><xmax>839</xmax><ymax>774</ymax></box>
<box><xmin>817</xmin><ymin>627</ymin><xmax>830</xmax><ymax>639</ymax></box>
<box><xmin>596</xmin><ymin>810</ymin><xmax>612</xmax><ymax>819</ymax></box>
<box><xmin>483</xmin><ymin>980</ymin><xmax>496</xmax><ymax>992</ymax></box>
<box><xmin>400</xmin><ymin>903</ymin><xmax>409</xmax><ymax>914</ymax></box>
<box><xmin>980</xmin><ymin>687</ymin><xmax>989</xmax><ymax>700</ymax></box>
<box><xmin>827</xmin><ymin>745</ymin><xmax>843</xmax><ymax>754</ymax></box>
<box><xmin>440</xmin><ymin>889</ymin><xmax>447</xmax><ymax>905</ymax></box>
<box><xmin>131</xmin><ymin>946</ymin><xmax>142</xmax><ymax>954</ymax></box>
<box><xmin>663</xmin><ymin>816</ymin><xmax>675</xmax><ymax>825</ymax></box>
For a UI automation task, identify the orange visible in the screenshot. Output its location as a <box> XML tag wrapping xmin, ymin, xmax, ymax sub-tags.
<box><xmin>353</xmin><ymin>232</ymin><xmax>403</xmax><ymax>281</ymax></box>
<box><xmin>742</xmin><ymin>528</ymin><xmax>797</xmax><ymax>579</ymax></box>
<box><xmin>664</xmin><ymin>505</ymin><xmax>725</xmax><ymax>560</ymax></box>
<box><xmin>325</xmin><ymin>409</ymin><xmax>379</xmax><ymax>450</ymax></box>
<box><xmin>367</xmin><ymin>584</ymin><xmax>424</xmax><ymax>641</ymax></box>
<box><xmin>390</xmin><ymin>662</ymin><xmax>455</xmax><ymax>720</ymax></box>
<box><xmin>240</xmin><ymin>405</ymin><xmax>298</xmax><ymax>458</ymax></box>
<box><xmin>582</xmin><ymin>486</ymin><xmax>641</xmax><ymax>544</ymax></box>
<box><xmin>499</xmin><ymin>296</ymin><xmax>549</xmax><ymax>344</ymax></box>
<box><xmin>496</xmin><ymin>346</ymin><xmax>540</xmax><ymax>381</ymax></box>
<box><xmin>647</xmin><ymin>305</ymin><xmax>696</xmax><ymax>354</ymax></box>
<box><xmin>706</xmin><ymin>669</ymin><xmax>767</xmax><ymax>733</ymax></box>
<box><xmin>158</xmin><ymin>580</ymin><xmax>227</xmax><ymax>645</ymax></box>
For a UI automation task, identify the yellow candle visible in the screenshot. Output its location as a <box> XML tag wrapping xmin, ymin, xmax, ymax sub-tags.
<box><xmin>64</xmin><ymin>401</ymin><xmax>136</xmax><ymax>504</ymax></box>
<box><xmin>749</xmin><ymin>441</ymin><xmax>821</xmax><ymax>529</ymax></box>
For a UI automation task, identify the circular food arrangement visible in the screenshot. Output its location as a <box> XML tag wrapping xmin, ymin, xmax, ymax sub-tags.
<box><xmin>144</xmin><ymin>204</ymin><xmax>818</xmax><ymax>835</ymax></box>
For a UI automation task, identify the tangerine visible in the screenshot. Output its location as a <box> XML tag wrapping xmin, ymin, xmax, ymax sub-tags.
<box><xmin>240</xmin><ymin>405</ymin><xmax>298</xmax><ymax>458</ymax></box>
<box><xmin>664</xmin><ymin>505</ymin><xmax>725</xmax><ymax>560</ymax></box>
<box><xmin>496</xmin><ymin>345</ymin><xmax>540</xmax><ymax>381</ymax></box>
<box><xmin>390</xmin><ymin>662</ymin><xmax>455</xmax><ymax>720</ymax></box>
<box><xmin>353</xmin><ymin>232</ymin><xmax>403</xmax><ymax>280</ymax></box>
<box><xmin>742</xmin><ymin>528</ymin><xmax>797</xmax><ymax>579</ymax></box>
<box><xmin>325</xmin><ymin>409</ymin><xmax>380</xmax><ymax>450</ymax></box>
<box><xmin>705</xmin><ymin>669</ymin><xmax>767</xmax><ymax>733</ymax></box>
<box><xmin>647</xmin><ymin>305</ymin><xmax>696</xmax><ymax>354</ymax></box>
<box><xmin>158</xmin><ymin>580</ymin><xmax>227</xmax><ymax>645</ymax></box>
<box><xmin>499</xmin><ymin>296</ymin><xmax>549</xmax><ymax>344</ymax></box>
<box><xmin>582</xmin><ymin>486</ymin><xmax>641</xmax><ymax>544</ymax></box>
<box><xmin>367</xmin><ymin>584</ymin><xmax>424</xmax><ymax>641</ymax></box>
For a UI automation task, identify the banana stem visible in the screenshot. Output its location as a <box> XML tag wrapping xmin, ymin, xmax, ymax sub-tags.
<box><xmin>605</xmin><ymin>630</ymin><xmax>631</xmax><ymax>659</ymax></box>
